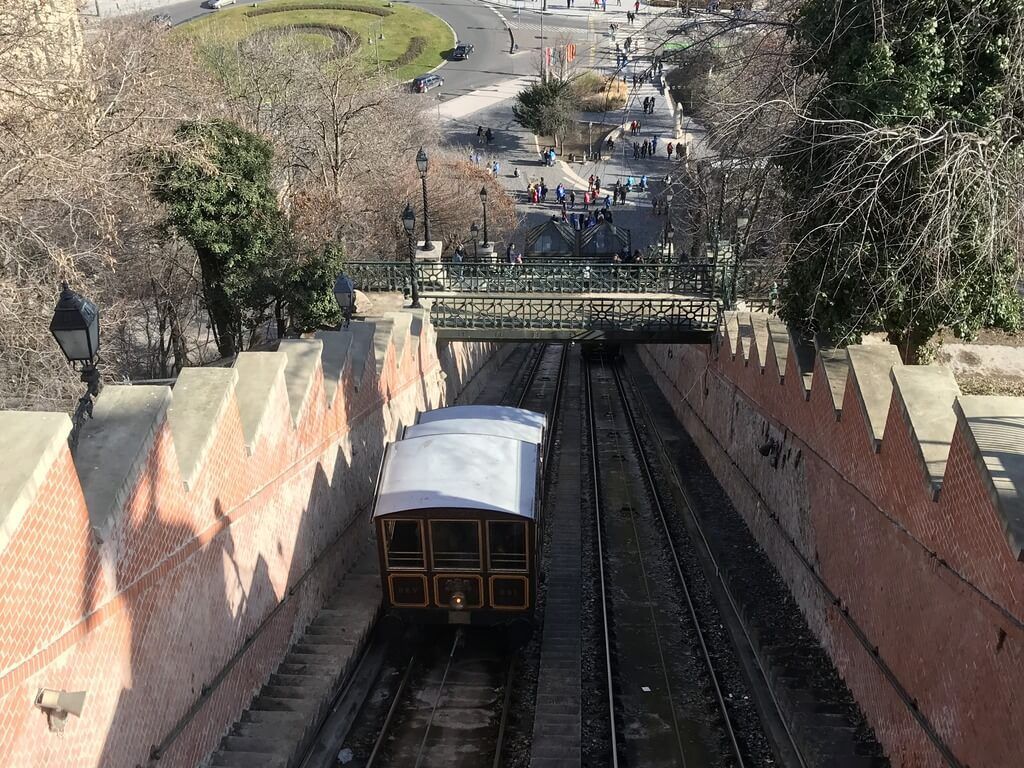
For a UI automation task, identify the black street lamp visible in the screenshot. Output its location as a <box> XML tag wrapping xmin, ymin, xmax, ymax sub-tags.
<box><xmin>479</xmin><ymin>186</ymin><xmax>489</xmax><ymax>246</ymax></box>
<box><xmin>416</xmin><ymin>147</ymin><xmax>434</xmax><ymax>251</ymax></box>
<box><xmin>333</xmin><ymin>273</ymin><xmax>355</xmax><ymax>328</ymax></box>
<box><xmin>49</xmin><ymin>282</ymin><xmax>102</xmax><ymax>453</ymax></box>
<box><xmin>401</xmin><ymin>203</ymin><xmax>421</xmax><ymax>308</ymax></box>
<box><xmin>470</xmin><ymin>222</ymin><xmax>480</xmax><ymax>261</ymax></box>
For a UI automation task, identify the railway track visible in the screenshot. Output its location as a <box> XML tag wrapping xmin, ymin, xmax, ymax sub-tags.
<box><xmin>364</xmin><ymin>629</ymin><xmax>514</xmax><ymax>768</ymax></box>
<box><xmin>293</xmin><ymin>343</ymin><xmax>569</xmax><ymax>768</ymax></box>
<box><xmin>585</xmin><ymin>359</ymin><xmax>783</xmax><ymax>767</ymax></box>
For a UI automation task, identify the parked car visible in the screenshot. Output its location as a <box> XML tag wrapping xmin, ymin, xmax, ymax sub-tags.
<box><xmin>412</xmin><ymin>74</ymin><xmax>444</xmax><ymax>93</ymax></box>
<box><xmin>451</xmin><ymin>42</ymin><xmax>475</xmax><ymax>60</ymax></box>
<box><xmin>202</xmin><ymin>0</ymin><xmax>236</xmax><ymax>9</ymax></box>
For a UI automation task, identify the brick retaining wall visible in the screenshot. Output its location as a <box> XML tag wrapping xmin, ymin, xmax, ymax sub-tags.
<box><xmin>639</xmin><ymin>314</ymin><xmax>1023</xmax><ymax>767</ymax></box>
<box><xmin>0</xmin><ymin>309</ymin><xmax>502</xmax><ymax>768</ymax></box>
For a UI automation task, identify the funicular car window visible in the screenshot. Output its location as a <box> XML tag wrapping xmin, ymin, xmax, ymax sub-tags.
<box><xmin>488</xmin><ymin>521</ymin><xmax>527</xmax><ymax>571</ymax></box>
<box><xmin>384</xmin><ymin>520</ymin><xmax>424</xmax><ymax>569</ymax></box>
<box><xmin>430</xmin><ymin>520</ymin><xmax>481</xmax><ymax>569</ymax></box>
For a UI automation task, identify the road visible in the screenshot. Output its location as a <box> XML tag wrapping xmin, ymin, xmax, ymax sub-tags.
<box><xmin>139</xmin><ymin>0</ymin><xmax>594</xmax><ymax>106</ymax></box>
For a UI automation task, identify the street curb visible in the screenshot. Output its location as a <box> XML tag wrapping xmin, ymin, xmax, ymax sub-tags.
<box><xmin>426</xmin><ymin>14</ymin><xmax>459</xmax><ymax>74</ymax></box>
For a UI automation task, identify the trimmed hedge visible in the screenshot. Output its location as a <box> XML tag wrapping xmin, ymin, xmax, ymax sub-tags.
<box><xmin>391</xmin><ymin>35</ymin><xmax>427</xmax><ymax>67</ymax></box>
<box><xmin>260</xmin><ymin>22</ymin><xmax>358</xmax><ymax>46</ymax></box>
<box><xmin>247</xmin><ymin>3</ymin><xmax>393</xmax><ymax>17</ymax></box>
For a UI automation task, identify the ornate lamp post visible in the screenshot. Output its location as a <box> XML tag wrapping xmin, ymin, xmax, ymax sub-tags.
<box><xmin>401</xmin><ymin>203</ymin><xmax>421</xmax><ymax>308</ymax></box>
<box><xmin>49</xmin><ymin>282</ymin><xmax>101</xmax><ymax>453</ymax></box>
<box><xmin>415</xmin><ymin>147</ymin><xmax>434</xmax><ymax>251</ymax></box>
<box><xmin>730</xmin><ymin>215</ymin><xmax>750</xmax><ymax>307</ymax></box>
<box><xmin>333</xmin><ymin>273</ymin><xmax>355</xmax><ymax>328</ymax></box>
<box><xmin>479</xmin><ymin>186</ymin><xmax>489</xmax><ymax>246</ymax></box>
<box><xmin>470</xmin><ymin>222</ymin><xmax>480</xmax><ymax>261</ymax></box>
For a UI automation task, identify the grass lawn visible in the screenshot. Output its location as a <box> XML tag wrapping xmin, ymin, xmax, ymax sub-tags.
<box><xmin>180</xmin><ymin>0</ymin><xmax>454</xmax><ymax>82</ymax></box>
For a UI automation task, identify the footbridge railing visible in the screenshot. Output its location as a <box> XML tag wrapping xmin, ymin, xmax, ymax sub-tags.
<box><xmin>423</xmin><ymin>293</ymin><xmax>721</xmax><ymax>343</ymax></box>
<box><xmin>344</xmin><ymin>260</ymin><xmax>781</xmax><ymax>308</ymax></box>
<box><xmin>345</xmin><ymin>261</ymin><xmax>717</xmax><ymax>295</ymax></box>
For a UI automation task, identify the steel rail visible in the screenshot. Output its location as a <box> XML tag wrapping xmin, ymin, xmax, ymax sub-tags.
<box><xmin>584</xmin><ymin>365</ymin><xmax>620</xmax><ymax>768</ymax></box>
<box><xmin>514</xmin><ymin>343</ymin><xmax>549</xmax><ymax>409</ymax></box>
<box><xmin>610</xmin><ymin>364</ymin><xmax>747</xmax><ymax>767</ymax></box>
<box><xmin>365</xmin><ymin>654</ymin><xmax>417</xmax><ymax>768</ymax></box>
<box><xmin>413</xmin><ymin>628</ymin><xmax>463</xmax><ymax>768</ymax></box>
<box><xmin>491</xmin><ymin>658</ymin><xmax>518</xmax><ymax>768</ymax></box>
<box><xmin>619</xmin><ymin>363</ymin><xmax>814</xmax><ymax>768</ymax></box>
<box><xmin>591</xmin><ymin>363</ymin><xmax>689</xmax><ymax>766</ymax></box>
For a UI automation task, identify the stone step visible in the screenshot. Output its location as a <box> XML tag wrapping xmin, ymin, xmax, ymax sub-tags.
<box><xmin>239</xmin><ymin>709</ymin><xmax>309</xmax><ymax>726</ymax></box>
<box><xmin>249</xmin><ymin>695</ymin><xmax>319</xmax><ymax>713</ymax></box>
<box><xmin>268</xmin><ymin>673</ymin><xmax>336</xmax><ymax>689</ymax></box>
<box><xmin>208</xmin><ymin>750</ymin><xmax>288</xmax><ymax>768</ymax></box>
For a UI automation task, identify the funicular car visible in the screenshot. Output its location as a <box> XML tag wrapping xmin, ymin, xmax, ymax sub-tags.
<box><xmin>373</xmin><ymin>406</ymin><xmax>546</xmax><ymax>626</ymax></box>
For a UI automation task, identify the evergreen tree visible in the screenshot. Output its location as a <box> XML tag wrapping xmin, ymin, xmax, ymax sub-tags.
<box><xmin>779</xmin><ymin>0</ymin><xmax>1023</xmax><ymax>360</ymax></box>
<box><xmin>152</xmin><ymin>119</ymin><xmax>287</xmax><ymax>357</ymax></box>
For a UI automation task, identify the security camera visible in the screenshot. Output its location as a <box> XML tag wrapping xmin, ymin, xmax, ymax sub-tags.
<box><xmin>35</xmin><ymin>689</ymin><xmax>87</xmax><ymax>732</ymax></box>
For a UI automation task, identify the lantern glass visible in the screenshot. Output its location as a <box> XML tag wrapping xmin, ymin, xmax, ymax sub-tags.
<box><xmin>479</xmin><ymin>187</ymin><xmax>488</xmax><ymax>204</ymax></box>
<box><xmin>50</xmin><ymin>284</ymin><xmax>99</xmax><ymax>365</ymax></box>
<box><xmin>416</xmin><ymin>147</ymin><xmax>428</xmax><ymax>175</ymax></box>
<box><xmin>470</xmin><ymin>222</ymin><xmax>479</xmax><ymax>234</ymax></box>
<box><xmin>401</xmin><ymin>203</ymin><xmax>416</xmax><ymax>233</ymax></box>
<box><xmin>333</xmin><ymin>274</ymin><xmax>355</xmax><ymax>311</ymax></box>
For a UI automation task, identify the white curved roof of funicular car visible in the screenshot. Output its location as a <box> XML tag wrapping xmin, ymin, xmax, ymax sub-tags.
<box><xmin>373</xmin><ymin>433</ymin><xmax>538</xmax><ymax>520</ymax></box>
<box><xmin>404</xmin><ymin>417</ymin><xmax>544</xmax><ymax>445</ymax></box>
<box><xmin>417</xmin><ymin>405</ymin><xmax>546</xmax><ymax>440</ymax></box>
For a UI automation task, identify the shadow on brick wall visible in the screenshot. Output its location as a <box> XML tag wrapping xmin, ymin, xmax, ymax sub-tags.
<box><xmin>87</xmin><ymin>373</ymin><xmax>386</xmax><ymax>767</ymax></box>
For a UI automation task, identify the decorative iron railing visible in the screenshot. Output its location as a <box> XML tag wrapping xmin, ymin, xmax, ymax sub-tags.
<box><xmin>343</xmin><ymin>259</ymin><xmax>783</xmax><ymax>309</ymax></box>
<box><xmin>345</xmin><ymin>261</ymin><xmax>718</xmax><ymax>295</ymax></box>
<box><xmin>425</xmin><ymin>294</ymin><xmax>721</xmax><ymax>333</ymax></box>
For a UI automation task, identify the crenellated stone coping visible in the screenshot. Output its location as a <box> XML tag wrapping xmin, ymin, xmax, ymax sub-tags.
<box><xmin>817</xmin><ymin>343</ymin><xmax>849</xmax><ymax>415</ymax></box>
<box><xmin>279</xmin><ymin>339</ymin><xmax>324</xmax><ymax>425</ymax></box>
<box><xmin>956</xmin><ymin>396</ymin><xmax>1024</xmax><ymax>561</ymax></box>
<box><xmin>846</xmin><ymin>346</ymin><xmax>903</xmax><ymax>451</ymax></box>
<box><xmin>314</xmin><ymin>330</ymin><xmax>354</xmax><ymax>408</ymax></box>
<box><xmin>77</xmin><ymin>386</ymin><xmax>172</xmax><ymax>538</ymax></box>
<box><xmin>0</xmin><ymin>413</ymin><xmax>72</xmax><ymax>554</ymax></box>
<box><xmin>168</xmin><ymin>368</ymin><xmax>239</xmax><ymax>492</ymax></box>
<box><xmin>0</xmin><ymin>309</ymin><xmax>434</xmax><ymax>552</ymax></box>
<box><xmin>717</xmin><ymin>313</ymin><xmax>1024</xmax><ymax>560</ymax></box>
<box><xmin>891</xmin><ymin>366</ymin><xmax>960</xmax><ymax>500</ymax></box>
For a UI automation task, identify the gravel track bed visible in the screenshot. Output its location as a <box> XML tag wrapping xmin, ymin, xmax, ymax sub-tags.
<box><xmin>624</xmin><ymin>352</ymin><xmax>888</xmax><ymax>767</ymax></box>
<box><xmin>588</xmin><ymin>361</ymin><xmax>775</xmax><ymax>767</ymax></box>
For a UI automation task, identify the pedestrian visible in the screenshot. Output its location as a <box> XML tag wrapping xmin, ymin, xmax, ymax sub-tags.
<box><xmin>594</xmin><ymin>176</ymin><xmax>601</xmax><ymax>195</ymax></box>
<box><xmin>634</xmin><ymin>0</ymin><xmax>639</xmax><ymax>12</ymax></box>
<box><xmin>667</xmin><ymin>142</ymin><xmax>674</xmax><ymax>159</ymax></box>
<box><xmin>652</xmin><ymin>136</ymin><xmax>658</xmax><ymax>153</ymax></box>
<box><xmin>636</xmin><ymin>119</ymin><xmax>642</xmax><ymax>133</ymax></box>
<box><xmin>641</xmin><ymin>141</ymin><xmax>648</xmax><ymax>158</ymax></box>
<box><xmin>477</xmin><ymin>125</ymin><xmax>483</xmax><ymax>139</ymax></box>
<box><xmin>492</xmin><ymin>159</ymin><xmax>501</xmax><ymax>177</ymax></box>
<box><xmin>640</xmin><ymin>174</ymin><xmax>648</xmax><ymax>190</ymax></box>
<box><xmin>583</xmin><ymin>190</ymin><xmax>591</xmax><ymax>208</ymax></box>
<box><xmin>530</xmin><ymin>183</ymin><xmax>539</xmax><ymax>204</ymax></box>
<box><xmin>647</xmin><ymin>97</ymin><xmax>655</xmax><ymax>114</ymax></box>
<box><xmin>620</xmin><ymin>186</ymin><xmax>628</xmax><ymax>204</ymax></box>
<box><xmin>569</xmin><ymin>190</ymin><xmax>576</xmax><ymax>208</ymax></box>
<box><xmin>633</xmin><ymin>142</ymin><xmax>640</xmax><ymax>159</ymax></box>
<box><xmin>540</xmin><ymin>183</ymin><xmax>548</xmax><ymax>203</ymax></box>
<box><xmin>452</xmin><ymin>244</ymin><xmax>465</xmax><ymax>280</ymax></box>
<box><xmin>486</xmin><ymin>127</ymin><xmax>494</xmax><ymax>143</ymax></box>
